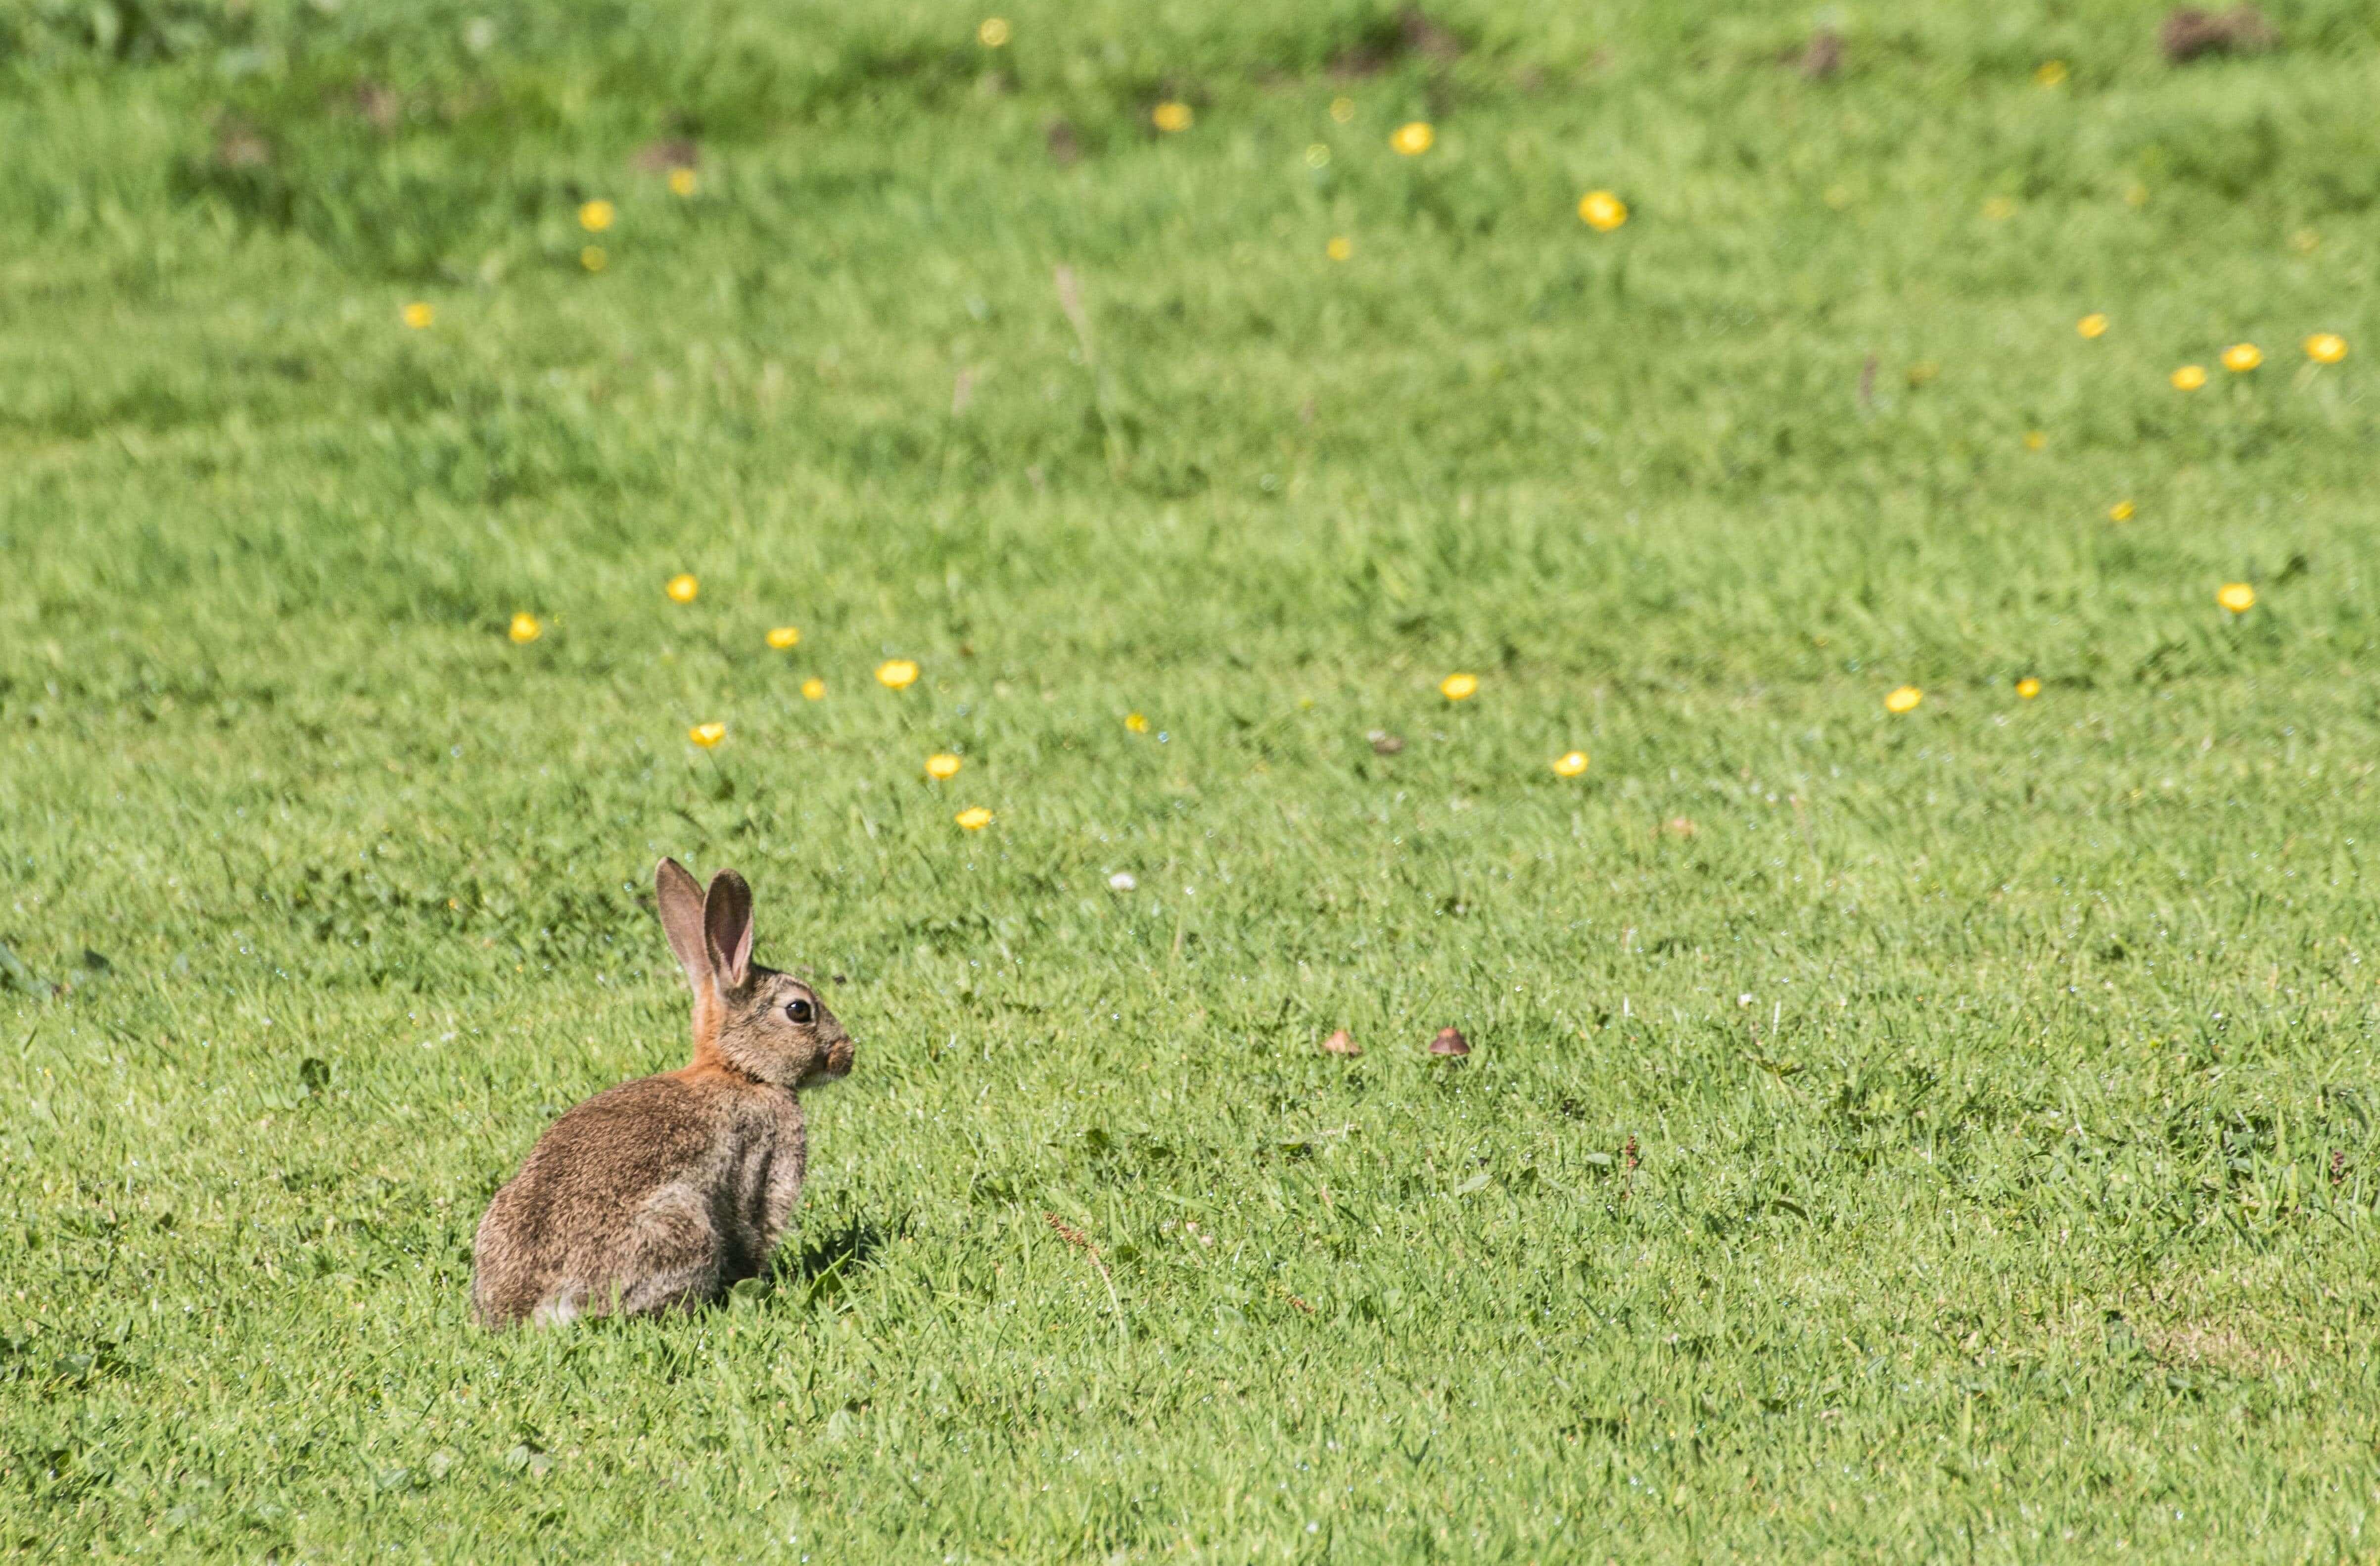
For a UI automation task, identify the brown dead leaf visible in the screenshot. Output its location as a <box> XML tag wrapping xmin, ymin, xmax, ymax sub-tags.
<box><xmin>215</xmin><ymin>123</ymin><xmax>273</xmax><ymax>170</ymax></box>
<box><xmin>1330</xmin><ymin>5</ymin><xmax>1464</xmax><ymax>77</ymax></box>
<box><xmin>1798</xmin><ymin>28</ymin><xmax>1844</xmax><ymax>80</ymax></box>
<box><xmin>352</xmin><ymin>82</ymin><xmax>400</xmax><ymax>133</ymax></box>
<box><xmin>634</xmin><ymin>137</ymin><xmax>701</xmax><ymax>172</ymax></box>
<box><xmin>2161</xmin><ymin>6</ymin><xmax>2277</xmax><ymax>62</ymax></box>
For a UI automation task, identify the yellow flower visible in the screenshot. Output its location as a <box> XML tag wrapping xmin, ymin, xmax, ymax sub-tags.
<box><xmin>579</xmin><ymin>199</ymin><xmax>615</xmax><ymax>233</ymax></box>
<box><xmin>2023</xmin><ymin>430</ymin><xmax>2047</xmax><ymax>451</ymax></box>
<box><xmin>1326</xmin><ymin>236</ymin><xmax>1352</xmax><ymax>262</ymax></box>
<box><xmin>955</xmin><ymin>806</ymin><xmax>993</xmax><ymax>831</ymax></box>
<box><xmin>665</xmin><ymin>573</ymin><xmax>699</xmax><ymax>603</ymax></box>
<box><xmin>508</xmin><ymin>611</ymin><xmax>542</xmax><ymax>645</ymax></box>
<box><xmin>2221</xmin><ymin>342</ymin><xmax>2261</xmax><ymax>373</ymax></box>
<box><xmin>1330</xmin><ymin>96</ymin><xmax>1355</xmax><ymax>124</ymax></box>
<box><xmin>2108</xmin><ymin>499</ymin><xmax>2136</xmax><ymax>522</ymax></box>
<box><xmin>1124</xmin><ymin>712</ymin><xmax>1150</xmax><ymax>733</ymax></box>
<box><xmin>689</xmin><ymin>721</ymin><xmax>726</xmax><ymax>748</ymax></box>
<box><xmin>925</xmin><ymin>752</ymin><xmax>963</xmax><ymax>780</ymax></box>
<box><xmin>2076</xmin><ymin>312</ymin><xmax>2108</xmax><ymax>339</ymax></box>
<box><xmin>1982</xmin><ymin>196</ymin><xmax>2016</xmax><ymax>221</ymax></box>
<box><xmin>800</xmin><ymin>677</ymin><xmax>826</xmax><ymax>701</ymax></box>
<box><xmin>2034</xmin><ymin>59</ymin><xmax>2068</xmax><ymax>87</ymax></box>
<box><xmin>2015</xmin><ymin>677</ymin><xmax>2041</xmax><ymax>700</ymax></box>
<box><xmin>2217</xmin><ymin>582</ymin><xmax>2256</xmax><ymax>615</ymax></box>
<box><xmin>401</xmin><ymin>301</ymin><xmax>434</xmax><ymax>330</ymax></box>
<box><xmin>765</xmin><ymin>625</ymin><xmax>801</xmax><ymax>650</ymax></box>
<box><xmin>1152</xmin><ymin>101</ymin><xmax>1192</xmax><ymax>133</ymax></box>
<box><xmin>1440</xmin><ymin>672</ymin><xmax>1479</xmax><ymax>701</ymax></box>
<box><xmin>1577</xmin><ymin>190</ymin><xmax>1628</xmax><ymax>232</ymax></box>
<box><xmin>1551</xmin><ymin>750</ymin><xmax>1589</xmax><ymax>778</ymax></box>
<box><xmin>875</xmin><ymin>659</ymin><xmax>920</xmax><ymax>690</ymax></box>
<box><xmin>1391</xmin><ymin>121</ymin><xmax>1434</xmax><ymax>156</ymax></box>
<box><xmin>667</xmin><ymin>168</ymin><xmax>697</xmax><ymax>197</ymax></box>
<box><xmin>977</xmin><ymin>15</ymin><xmax>1011</xmax><ymax>47</ymax></box>
<box><xmin>2306</xmin><ymin>332</ymin><xmax>2348</xmax><ymax>365</ymax></box>
<box><xmin>2170</xmin><ymin>364</ymin><xmax>2207</xmax><ymax>391</ymax></box>
<box><xmin>1884</xmin><ymin>685</ymin><xmax>1922</xmax><ymax>714</ymax></box>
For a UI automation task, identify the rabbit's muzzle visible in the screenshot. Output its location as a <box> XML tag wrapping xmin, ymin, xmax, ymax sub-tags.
<box><xmin>809</xmin><ymin>1031</ymin><xmax>855</xmax><ymax>1085</ymax></box>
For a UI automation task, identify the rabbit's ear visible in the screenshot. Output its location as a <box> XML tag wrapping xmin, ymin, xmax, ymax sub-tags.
<box><xmin>703</xmin><ymin>868</ymin><xmax>755</xmax><ymax>993</ymax></box>
<box><xmin>655</xmin><ymin>858</ymin><xmax>710</xmax><ymax>996</ymax></box>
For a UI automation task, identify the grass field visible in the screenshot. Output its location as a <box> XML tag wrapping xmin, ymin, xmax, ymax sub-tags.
<box><xmin>7</xmin><ymin>0</ymin><xmax>2380</xmax><ymax>1556</ymax></box>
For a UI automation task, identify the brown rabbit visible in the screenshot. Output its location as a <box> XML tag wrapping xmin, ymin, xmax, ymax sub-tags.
<box><xmin>471</xmin><ymin>859</ymin><xmax>855</xmax><ymax>1328</ymax></box>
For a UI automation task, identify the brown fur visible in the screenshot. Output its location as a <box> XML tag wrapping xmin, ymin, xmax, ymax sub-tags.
<box><xmin>470</xmin><ymin>860</ymin><xmax>855</xmax><ymax>1329</ymax></box>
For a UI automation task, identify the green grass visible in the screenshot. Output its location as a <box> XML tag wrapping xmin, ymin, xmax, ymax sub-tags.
<box><xmin>7</xmin><ymin>0</ymin><xmax>2380</xmax><ymax>1556</ymax></box>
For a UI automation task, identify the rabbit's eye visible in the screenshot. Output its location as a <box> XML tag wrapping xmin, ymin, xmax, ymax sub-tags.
<box><xmin>785</xmin><ymin>998</ymin><xmax>814</xmax><ymax>1024</ymax></box>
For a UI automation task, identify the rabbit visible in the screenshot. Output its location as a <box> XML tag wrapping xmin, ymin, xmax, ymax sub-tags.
<box><xmin>471</xmin><ymin>858</ymin><xmax>855</xmax><ymax>1328</ymax></box>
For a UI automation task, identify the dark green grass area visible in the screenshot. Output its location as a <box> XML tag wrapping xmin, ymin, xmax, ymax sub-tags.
<box><xmin>7</xmin><ymin>0</ymin><xmax>2380</xmax><ymax>1557</ymax></box>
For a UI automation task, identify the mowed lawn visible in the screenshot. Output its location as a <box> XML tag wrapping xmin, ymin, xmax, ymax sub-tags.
<box><xmin>5</xmin><ymin>0</ymin><xmax>2380</xmax><ymax>1556</ymax></box>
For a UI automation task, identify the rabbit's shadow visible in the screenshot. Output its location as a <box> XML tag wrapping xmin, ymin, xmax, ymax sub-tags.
<box><xmin>757</xmin><ymin>1211</ymin><xmax>890</xmax><ymax>1307</ymax></box>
